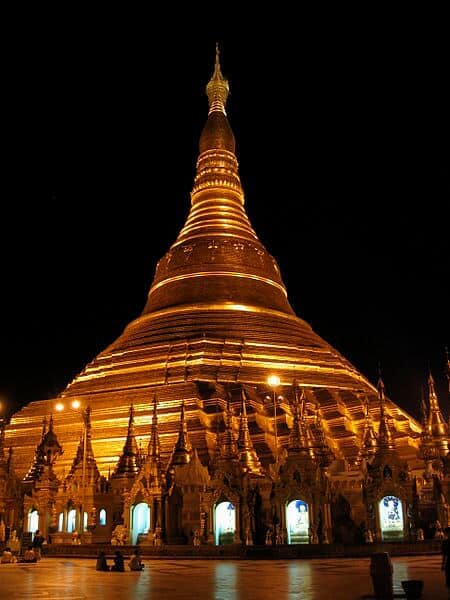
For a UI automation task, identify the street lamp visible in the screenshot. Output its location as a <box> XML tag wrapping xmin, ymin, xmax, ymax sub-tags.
<box><xmin>267</xmin><ymin>375</ymin><xmax>281</xmax><ymax>465</ymax></box>
<box><xmin>55</xmin><ymin>399</ymin><xmax>88</xmax><ymax>540</ymax></box>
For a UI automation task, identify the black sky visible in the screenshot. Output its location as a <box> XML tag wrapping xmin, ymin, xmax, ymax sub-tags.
<box><xmin>1</xmin><ymin>16</ymin><xmax>449</xmax><ymax>421</ymax></box>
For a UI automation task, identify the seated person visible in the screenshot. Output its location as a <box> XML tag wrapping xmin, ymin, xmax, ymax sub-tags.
<box><xmin>1</xmin><ymin>547</ymin><xmax>16</xmax><ymax>564</ymax></box>
<box><xmin>128</xmin><ymin>548</ymin><xmax>144</xmax><ymax>571</ymax></box>
<box><xmin>23</xmin><ymin>546</ymin><xmax>37</xmax><ymax>563</ymax></box>
<box><xmin>110</xmin><ymin>550</ymin><xmax>125</xmax><ymax>572</ymax></box>
<box><xmin>95</xmin><ymin>551</ymin><xmax>110</xmax><ymax>571</ymax></box>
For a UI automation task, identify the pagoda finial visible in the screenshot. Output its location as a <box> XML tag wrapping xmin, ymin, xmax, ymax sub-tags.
<box><xmin>206</xmin><ymin>42</ymin><xmax>229</xmax><ymax>115</ymax></box>
<box><xmin>148</xmin><ymin>396</ymin><xmax>161</xmax><ymax>463</ymax></box>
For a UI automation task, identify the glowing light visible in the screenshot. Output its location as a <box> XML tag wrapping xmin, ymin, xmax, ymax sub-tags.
<box><xmin>267</xmin><ymin>375</ymin><xmax>280</xmax><ymax>388</ymax></box>
<box><xmin>71</xmin><ymin>400</ymin><xmax>81</xmax><ymax>410</ymax></box>
<box><xmin>55</xmin><ymin>402</ymin><xmax>64</xmax><ymax>412</ymax></box>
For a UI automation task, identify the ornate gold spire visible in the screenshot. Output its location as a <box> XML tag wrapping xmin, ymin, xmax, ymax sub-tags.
<box><xmin>446</xmin><ymin>346</ymin><xmax>450</xmax><ymax>385</ymax></box>
<box><xmin>148</xmin><ymin>396</ymin><xmax>161</xmax><ymax>464</ymax></box>
<box><xmin>237</xmin><ymin>389</ymin><xmax>262</xmax><ymax>474</ymax></box>
<box><xmin>426</xmin><ymin>372</ymin><xmax>448</xmax><ymax>455</ymax></box>
<box><xmin>170</xmin><ymin>399</ymin><xmax>192</xmax><ymax>466</ymax></box>
<box><xmin>357</xmin><ymin>397</ymin><xmax>377</xmax><ymax>463</ymax></box>
<box><xmin>377</xmin><ymin>376</ymin><xmax>395</xmax><ymax>451</ymax></box>
<box><xmin>220</xmin><ymin>397</ymin><xmax>238</xmax><ymax>461</ymax></box>
<box><xmin>288</xmin><ymin>385</ymin><xmax>309</xmax><ymax>455</ymax></box>
<box><xmin>0</xmin><ymin>418</ymin><xmax>5</xmax><ymax>463</ymax></box>
<box><xmin>314</xmin><ymin>402</ymin><xmax>334</xmax><ymax>467</ymax></box>
<box><xmin>113</xmin><ymin>404</ymin><xmax>139</xmax><ymax>477</ymax></box>
<box><xmin>67</xmin><ymin>407</ymin><xmax>99</xmax><ymax>484</ymax></box>
<box><xmin>206</xmin><ymin>43</ymin><xmax>230</xmax><ymax>115</ymax></box>
<box><xmin>23</xmin><ymin>417</ymin><xmax>48</xmax><ymax>483</ymax></box>
<box><xmin>143</xmin><ymin>45</ymin><xmax>293</xmax><ymax>318</ymax></box>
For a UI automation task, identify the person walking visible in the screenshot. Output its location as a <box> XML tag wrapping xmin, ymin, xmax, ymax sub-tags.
<box><xmin>442</xmin><ymin>527</ymin><xmax>450</xmax><ymax>591</ymax></box>
<box><xmin>32</xmin><ymin>530</ymin><xmax>45</xmax><ymax>561</ymax></box>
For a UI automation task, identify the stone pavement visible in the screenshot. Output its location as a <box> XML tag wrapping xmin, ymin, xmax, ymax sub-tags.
<box><xmin>0</xmin><ymin>555</ymin><xmax>447</xmax><ymax>599</ymax></box>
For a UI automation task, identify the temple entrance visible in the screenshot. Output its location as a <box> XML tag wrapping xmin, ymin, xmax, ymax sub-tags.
<box><xmin>379</xmin><ymin>495</ymin><xmax>404</xmax><ymax>541</ymax></box>
<box><xmin>286</xmin><ymin>500</ymin><xmax>309</xmax><ymax>544</ymax></box>
<box><xmin>215</xmin><ymin>502</ymin><xmax>236</xmax><ymax>545</ymax></box>
<box><xmin>131</xmin><ymin>502</ymin><xmax>150</xmax><ymax>545</ymax></box>
<box><xmin>28</xmin><ymin>509</ymin><xmax>39</xmax><ymax>534</ymax></box>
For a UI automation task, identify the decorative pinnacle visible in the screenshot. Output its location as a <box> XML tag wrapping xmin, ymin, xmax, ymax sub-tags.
<box><xmin>206</xmin><ymin>43</ymin><xmax>229</xmax><ymax>115</ymax></box>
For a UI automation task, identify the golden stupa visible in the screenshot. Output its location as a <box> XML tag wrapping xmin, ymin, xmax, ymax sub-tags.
<box><xmin>6</xmin><ymin>47</ymin><xmax>422</xmax><ymax>480</ymax></box>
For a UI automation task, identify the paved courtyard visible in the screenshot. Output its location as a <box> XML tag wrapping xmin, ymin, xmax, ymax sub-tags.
<box><xmin>0</xmin><ymin>555</ymin><xmax>447</xmax><ymax>599</ymax></box>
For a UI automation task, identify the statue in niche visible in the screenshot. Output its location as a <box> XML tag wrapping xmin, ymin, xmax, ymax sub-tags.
<box><xmin>383</xmin><ymin>465</ymin><xmax>392</xmax><ymax>479</ymax></box>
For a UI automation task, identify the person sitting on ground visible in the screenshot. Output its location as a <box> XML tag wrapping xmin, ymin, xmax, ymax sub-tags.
<box><xmin>23</xmin><ymin>546</ymin><xmax>37</xmax><ymax>563</ymax></box>
<box><xmin>95</xmin><ymin>550</ymin><xmax>110</xmax><ymax>571</ymax></box>
<box><xmin>128</xmin><ymin>548</ymin><xmax>144</xmax><ymax>571</ymax></box>
<box><xmin>110</xmin><ymin>550</ymin><xmax>125</xmax><ymax>572</ymax></box>
<box><xmin>1</xmin><ymin>547</ymin><xmax>16</xmax><ymax>564</ymax></box>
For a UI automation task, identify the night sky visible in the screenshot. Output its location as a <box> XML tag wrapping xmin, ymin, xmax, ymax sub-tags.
<box><xmin>1</xmin><ymin>19</ymin><xmax>449</xmax><ymax>422</ymax></box>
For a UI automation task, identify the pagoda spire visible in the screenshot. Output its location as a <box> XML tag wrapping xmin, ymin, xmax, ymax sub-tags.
<box><xmin>170</xmin><ymin>399</ymin><xmax>192</xmax><ymax>466</ymax></box>
<box><xmin>220</xmin><ymin>396</ymin><xmax>238</xmax><ymax>461</ymax></box>
<box><xmin>377</xmin><ymin>376</ymin><xmax>395</xmax><ymax>451</ymax></box>
<box><xmin>0</xmin><ymin>418</ymin><xmax>5</xmax><ymax>462</ymax></box>
<box><xmin>67</xmin><ymin>407</ymin><xmax>99</xmax><ymax>484</ymax></box>
<box><xmin>237</xmin><ymin>389</ymin><xmax>262</xmax><ymax>473</ymax></box>
<box><xmin>143</xmin><ymin>45</ymin><xmax>293</xmax><ymax>318</ymax></box>
<box><xmin>314</xmin><ymin>402</ymin><xmax>334</xmax><ymax>467</ymax></box>
<box><xmin>425</xmin><ymin>372</ymin><xmax>448</xmax><ymax>455</ymax></box>
<box><xmin>288</xmin><ymin>385</ymin><xmax>310</xmax><ymax>455</ymax></box>
<box><xmin>445</xmin><ymin>347</ymin><xmax>450</xmax><ymax>393</ymax></box>
<box><xmin>113</xmin><ymin>404</ymin><xmax>140</xmax><ymax>477</ymax></box>
<box><xmin>357</xmin><ymin>397</ymin><xmax>377</xmax><ymax>463</ymax></box>
<box><xmin>148</xmin><ymin>396</ymin><xmax>161</xmax><ymax>464</ymax></box>
<box><xmin>427</xmin><ymin>372</ymin><xmax>448</xmax><ymax>436</ymax></box>
<box><xmin>23</xmin><ymin>417</ymin><xmax>48</xmax><ymax>483</ymax></box>
<box><xmin>206</xmin><ymin>43</ymin><xmax>230</xmax><ymax>115</ymax></box>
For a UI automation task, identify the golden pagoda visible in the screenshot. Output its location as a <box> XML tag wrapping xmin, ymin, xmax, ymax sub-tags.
<box><xmin>3</xmin><ymin>47</ymin><xmax>449</xmax><ymax>546</ymax></box>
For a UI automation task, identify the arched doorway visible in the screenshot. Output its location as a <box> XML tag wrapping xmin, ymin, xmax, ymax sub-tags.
<box><xmin>286</xmin><ymin>499</ymin><xmax>309</xmax><ymax>544</ymax></box>
<box><xmin>215</xmin><ymin>501</ymin><xmax>236</xmax><ymax>545</ymax></box>
<box><xmin>28</xmin><ymin>509</ymin><xmax>39</xmax><ymax>534</ymax></box>
<box><xmin>67</xmin><ymin>509</ymin><xmax>76</xmax><ymax>533</ymax></box>
<box><xmin>131</xmin><ymin>502</ymin><xmax>150</xmax><ymax>545</ymax></box>
<box><xmin>379</xmin><ymin>495</ymin><xmax>404</xmax><ymax>541</ymax></box>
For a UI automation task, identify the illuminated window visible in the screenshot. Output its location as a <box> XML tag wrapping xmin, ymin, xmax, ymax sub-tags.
<box><xmin>28</xmin><ymin>509</ymin><xmax>39</xmax><ymax>534</ymax></box>
<box><xmin>67</xmin><ymin>509</ymin><xmax>76</xmax><ymax>533</ymax></box>
<box><xmin>379</xmin><ymin>495</ymin><xmax>404</xmax><ymax>541</ymax></box>
<box><xmin>286</xmin><ymin>500</ymin><xmax>309</xmax><ymax>544</ymax></box>
<box><xmin>99</xmin><ymin>509</ymin><xmax>107</xmax><ymax>526</ymax></box>
<box><xmin>58</xmin><ymin>513</ymin><xmax>63</xmax><ymax>532</ymax></box>
<box><xmin>83</xmin><ymin>511</ymin><xmax>88</xmax><ymax>532</ymax></box>
<box><xmin>215</xmin><ymin>501</ymin><xmax>236</xmax><ymax>545</ymax></box>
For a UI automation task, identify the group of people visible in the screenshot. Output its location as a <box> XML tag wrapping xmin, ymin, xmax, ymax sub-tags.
<box><xmin>1</xmin><ymin>529</ymin><xmax>46</xmax><ymax>564</ymax></box>
<box><xmin>96</xmin><ymin>549</ymin><xmax>144</xmax><ymax>572</ymax></box>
